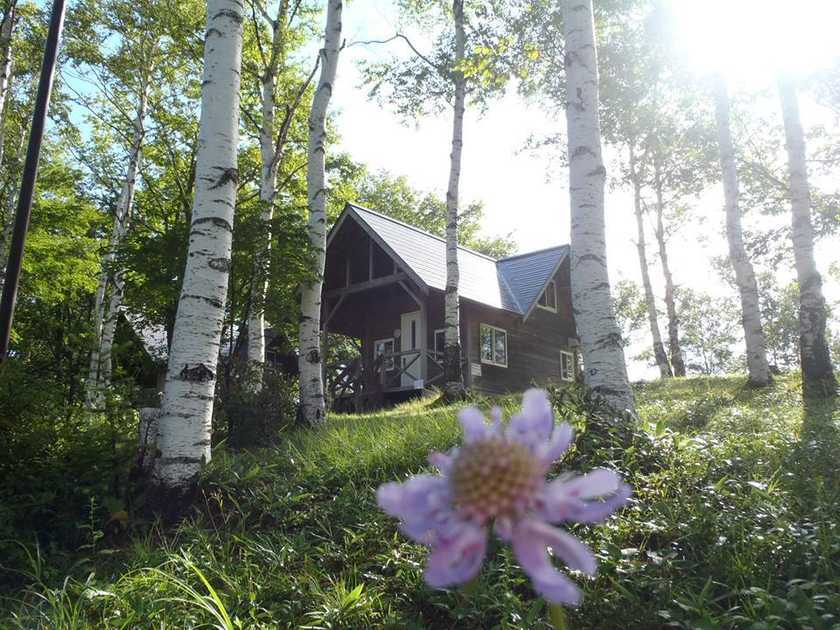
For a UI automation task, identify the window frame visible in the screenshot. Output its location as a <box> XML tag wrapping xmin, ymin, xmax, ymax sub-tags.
<box><xmin>537</xmin><ymin>279</ymin><xmax>558</xmax><ymax>312</ymax></box>
<box><xmin>479</xmin><ymin>323</ymin><xmax>509</xmax><ymax>368</ymax></box>
<box><xmin>374</xmin><ymin>337</ymin><xmax>396</xmax><ymax>371</ymax></box>
<box><xmin>560</xmin><ymin>349</ymin><xmax>575</xmax><ymax>382</ymax></box>
<box><xmin>433</xmin><ymin>328</ymin><xmax>446</xmax><ymax>358</ymax></box>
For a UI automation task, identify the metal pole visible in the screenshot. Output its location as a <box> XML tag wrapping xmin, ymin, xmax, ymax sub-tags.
<box><xmin>0</xmin><ymin>0</ymin><xmax>66</xmax><ymax>360</ymax></box>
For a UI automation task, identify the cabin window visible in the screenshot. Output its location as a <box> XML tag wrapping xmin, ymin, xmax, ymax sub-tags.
<box><xmin>537</xmin><ymin>280</ymin><xmax>557</xmax><ymax>312</ymax></box>
<box><xmin>480</xmin><ymin>324</ymin><xmax>508</xmax><ymax>367</ymax></box>
<box><xmin>374</xmin><ymin>338</ymin><xmax>395</xmax><ymax>371</ymax></box>
<box><xmin>433</xmin><ymin>328</ymin><xmax>445</xmax><ymax>357</ymax></box>
<box><xmin>560</xmin><ymin>350</ymin><xmax>574</xmax><ymax>382</ymax></box>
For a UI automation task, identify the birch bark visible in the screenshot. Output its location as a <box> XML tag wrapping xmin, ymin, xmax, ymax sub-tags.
<box><xmin>86</xmin><ymin>82</ymin><xmax>149</xmax><ymax>408</ymax></box>
<box><xmin>0</xmin><ymin>1</ymin><xmax>16</xmax><ymax>172</ymax></box>
<box><xmin>778</xmin><ymin>76</ymin><xmax>836</xmax><ymax>398</ymax></box>
<box><xmin>298</xmin><ymin>0</ymin><xmax>341</xmax><ymax>426</ymax></box>
<box><xmin>714</xmin><ymin>76</ymin><xmax>771</xmax><ymax>387</ymax></box>
<box><xmin>652</xmin><ymin>162</ymin><xmax>686</xmax><ymax>377</ymax></box>
<box><xmin>154</xmin><ymin>0</ymin><xmax>244</xmax><ymax>488</ymax></box>
<box><xmin>443</xmin><ymin>0</ymin><xmax>465</xmax><ymax>399</ymax></box>
<box><xmin>247</xmin><ymin>0</ymin><xmax>288</xmax><ymax>365</ymax></box>
<box><xmin>0</xmin><ymin>1</ymin><xmax>16</xmax><ymax>294</ymax></box>
<box><xmin>629</xmin><ymin>145</ymin><xmax>671</xmax><ymax>378</ymax></box>
<box><xmin>563</xmin><ymin>0</ymin><xmax>634</xmax><ymax>413</ymax></box>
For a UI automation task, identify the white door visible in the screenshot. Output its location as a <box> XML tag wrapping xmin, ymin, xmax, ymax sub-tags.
<box><xmin>400</xmin><ymin>310</ymin><xmax>424</xmax><ymax>387</ymax></box>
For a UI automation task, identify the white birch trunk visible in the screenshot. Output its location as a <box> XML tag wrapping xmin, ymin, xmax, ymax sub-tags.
<box><xmin>298</xmin><ymin>0</ymin><xmax>342</xmax><ymax>426</ymax></box>
<box><xmin>714</xmin><ymin>76</ymin><xmax>771</xmax><ymax>387</ymax></box>
<box><xmin>154</xmin><ymin>0</ymin><xmax>244</xmax><ymax>488</ymax></box>
<box><xmin>443</xmin><ymin>0</ymin><xmax>465</xmax><ymax>398</ymax></box>
<box><xmin>563</xmin><ymin>0</ymin><xmax>634</xmax><ymax>413</ymax></box>
<box><xmin>629</xmin><ymin>145</ymin><xmax>671</xmax><ymax>378</ymax></box>
<box><xmin>86</xmin><ymin>85</ymin><xmax>149</xmax><ymax>408</ymax></box>
<box><xmin>247</xmin><ymin>1</ymin><xmax>288</xmax><ymax>365</ymax></box>
<box><xmin>652</xmin><ymin>165</ymin><xmax>686</xmax><ymax>378</ymax></box>
<box><xmin>0</xmin><ymin>1</ymin><xmax>15</xmax><ymax>172</ymax></box>
<box><xmin>0</xmin><ymin>2</ymin><xmax>16</xmax><ymax>295</ymax></box>
<box><xmin>778</xmin><ymin>76</ymin><xmax>836</xmax><ymax>397</ymax></box>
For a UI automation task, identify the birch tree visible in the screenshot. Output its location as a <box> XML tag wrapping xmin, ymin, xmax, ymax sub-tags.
<box><xmin>0</xmin><ymin>0</ymin><xmax>18</xmax><ymax>294</ymax></box>
<box><xmin>443</xmin><ymin>0</ymin><xmax>465</xmax><ymax>400</ymax></box>
<box><xmin>777</xmin><ymin>76</ymin><xmax>836</xmax><ymax>398</ymax></box>
<box><xmin>563</xmin><ymin>0</ymin><xmax>634</xmax><ymax>412</ymax></box>
<box><xmin>243</xmin><ymin>0</ymin><xmax>314</xmax><ymax>366</ymax></box>
<box><xmin>358</xmin><ymin>2</ymin><xmax>509</xmax><ymax>399</ymax></box>
<box><xmin>298</xmin><ymin>0</ymin><xmax>342</xmax><ymax>426</ymax></box>
<box><xmin>713</xmin><ymin>75</ymin><xmax>771</xmax><ymax>387</ymax></box>
<box><xmin>628</xmin><ymin>145</ymin><xmax>671</xmax><ymax>377</ymax></box>
<box><xmin>154</xmin><ymin>0</ymin><xmax>244</xmax><ymax>490</ymax></box>
<box><xmin>0</xmin><ymin>0</ymin><xmax>17</xmax><ymax>173</ymax></box>
<box><xmin>85</xmin><ymin>78</ymin><xmax>150</xmax><ymax>407</ymax></box>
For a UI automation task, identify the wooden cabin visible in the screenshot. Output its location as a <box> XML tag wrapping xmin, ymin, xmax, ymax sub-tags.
<box><xmin>323</xmin><ymin>204</ymin><xmax>580</xmax><ymax>410</ymax></box>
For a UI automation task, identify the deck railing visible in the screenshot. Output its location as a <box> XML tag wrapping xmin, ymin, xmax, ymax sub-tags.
<box><xmin>326</xmin><ymin>348</ymin><xmax>447</xmax><ymax>411</ymax></box>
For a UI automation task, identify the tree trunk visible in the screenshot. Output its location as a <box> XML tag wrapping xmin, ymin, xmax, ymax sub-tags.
<box><xmin>86</xmin><ymin>83</ymin><xmax>149</xmax><ymax>408</ymax></box>
<box><xmin>778</xmin><ymin>76</ymin><xmax>836</xmax><ymax>398</ymax></box>
<box><xmin>443</xmin><ymin>0</ymin><xmax>465</xmax><ymax>400</ymax></box>
<box><xmin>0</xmin><ymin>2</ymin><xmax>16</xmax><ymax>295</ymax></box>
<box><xmin>154</xmin><ymin>0</ymin><xmax>244</xmax><ymax>490</ymax></box>
<box><xmin>714</xmin><ymin>76</ymin><xmax>771</xmax><ymax>387</ymax></box>
<box><xmin>0</xmin><ymin>1</ymin><xmax>16</xmax><ymax>172</ymax></box>
<box><xmin>563</xmin><ymin>0</ymin><xmax>634</xmax><ymax>413</ymax></box>
<box><xmin>629</xmin><ymin>145</ymin><xmax>671</xmax><ymax>378</ymax></box>
<box><xmin>247</xmin><ymin>0</ymin><xmax>289</xmax><ymax>366</ymax></box>
<box><xmin>652</xmin><ymin>163</ymin><xmax>686</xmax><ymax>377</ymax></box>
<box><xmin>298</xmin><ymin>0</ymin><xmax>342</xmax><ymax>426</ymax></box>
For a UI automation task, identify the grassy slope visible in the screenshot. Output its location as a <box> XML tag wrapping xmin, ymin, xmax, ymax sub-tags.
<box><xmin>1</xmin><ymin>375</ymin><xmax>839</xmax><ymax>628</ymax></box>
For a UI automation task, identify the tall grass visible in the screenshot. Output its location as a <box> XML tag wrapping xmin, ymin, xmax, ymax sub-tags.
<box><xmin>1</xmin><ymin>376</ymin><xmax>838</xmax><ymax>628</ymax></box>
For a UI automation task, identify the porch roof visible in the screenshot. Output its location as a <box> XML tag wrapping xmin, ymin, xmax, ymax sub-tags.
<box><xmin>335</xmin><ymin>203</ymin><xmax>568</xmax><ymax>316</ymax></box>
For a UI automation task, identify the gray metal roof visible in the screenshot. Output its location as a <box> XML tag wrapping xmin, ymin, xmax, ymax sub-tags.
<box><xmin>342</xmin><ymin>204</ymin><xmax>568</xmax><ymax>316</ymax></box>
<box><xmin>498</xmin><ymin>245</ymin><xmax>570</xmax><ymax>318</ymax></box>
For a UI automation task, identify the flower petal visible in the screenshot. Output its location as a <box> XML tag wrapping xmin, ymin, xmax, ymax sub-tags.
<box><xmin>424</xmin><ymin>522</ymin><xmax>487</xmax><ymax>588</ymax></box>
<box><xmin>538</xmin><ymin>421</ymin><xmax>574</xmax><ymax>465</ymax></box>
<box><xmin>428</xmin><ymin>451</ymin><xmax>454</xmax><ymax>474</ymax></box>
<box><xmin>568</xmin><ymin>482</ymin><xmax>632</xmax><ymax>523</ymax></box>
<box><xmin>511</xmin><ymin>519</ymin><xmax>582</xmax><ymax>605</ymax></box>
<box><xmin>459</xmin><ymin>407</ymin><xmax>491</xmax><ymax>444</ymax></box>
<box><xmin>538</xmin><ymin>477</ymin><xmax>631</xmax><ymax>524</ymax></box>
<box><xmin>506</xmin><ymin>389</ymin><xmax>555</xmax><ymax>451</ymax></box>
<box><xmin>522</xmin><ymin>519</ymin><xmax>596</xmax><ymax>575</ymax></box>
<box><xmin>568</xmin><ymin>469</ymin><xmax>621</xmax><ymax>499</ymax></box>
<box><xmin>377</xmin><ymin>475</ymin><xmax>453</xmax><ymax>543</ymax></box>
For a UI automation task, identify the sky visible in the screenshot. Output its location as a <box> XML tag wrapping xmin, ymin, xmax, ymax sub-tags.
<box><xmin>329</xmin><ymin>0</ymin><xmax>840</xmax><ymax>379</ymax></box>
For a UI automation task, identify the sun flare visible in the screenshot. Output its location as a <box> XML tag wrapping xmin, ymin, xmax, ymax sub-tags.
<box><xmin>670</xmin><ymin>0</ymin><xmax>840</xmax><ymax>84</ymax></box>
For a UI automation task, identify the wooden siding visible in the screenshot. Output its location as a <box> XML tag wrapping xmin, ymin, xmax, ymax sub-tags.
<box><xmin>463</xmin><ymin>262</ymin><xmax>577</xmax><ymax>395</ymax></box>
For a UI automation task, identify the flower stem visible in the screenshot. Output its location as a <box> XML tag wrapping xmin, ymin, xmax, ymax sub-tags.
<box><xmin>549</xmin><ymin>603</ymin><xmax>570</xmax><ymax>630</ymax></box>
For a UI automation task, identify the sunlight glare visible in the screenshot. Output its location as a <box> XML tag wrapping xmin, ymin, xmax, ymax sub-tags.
<box><xmin>670</xmin><ymin>0</ymin><xmax>840</xmax><ymax>84</ymax></box>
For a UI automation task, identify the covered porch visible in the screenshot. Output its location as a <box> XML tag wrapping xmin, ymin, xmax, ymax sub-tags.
<box><xmin>321</xmin><ymin>214</ymin><xmax>454</xmax><ymax>411</ymax></box>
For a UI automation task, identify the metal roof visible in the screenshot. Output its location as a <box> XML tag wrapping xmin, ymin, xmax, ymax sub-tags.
<box><xmin>341</xmin><ymin>204</ymin><xmax>568</xmax><ymax>316</ymax></box>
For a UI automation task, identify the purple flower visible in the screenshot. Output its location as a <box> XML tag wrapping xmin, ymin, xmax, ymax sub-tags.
<box><xmin>377</xmin><ymin>389</ymin><xmax>631</xmax><ymax>606</ymax></box>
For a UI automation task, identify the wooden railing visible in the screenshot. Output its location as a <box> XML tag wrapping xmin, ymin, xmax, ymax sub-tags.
<box><xmin>325</xmin><ymin>348</ymin><xmax>447</xmax><ymax>411</ymax></box>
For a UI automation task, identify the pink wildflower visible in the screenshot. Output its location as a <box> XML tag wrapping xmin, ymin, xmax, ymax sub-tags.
<box><xmin>377</xmin><ymin>389</ymin><xmax>630</xmax><ymax>606</ymax></box>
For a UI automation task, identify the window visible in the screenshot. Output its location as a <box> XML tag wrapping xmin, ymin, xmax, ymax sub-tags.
<box><xmin>433</xmin><ymin>328</ymin><xmax>445</xmax><ymax>357</ymax></box>
<box><xmin>374</xmin><ymin>338</ymin><xmax>395</xmax><ymax>371</ymax></box>
<box><xmin>480</xmin><ymin>324</ymin><xmax>508</xmax><ymax>367</ymax></box>
<box><xmin>560</xmin><ymin>350</ymin><xmax>574</xmax><ymax>382</ymax></box>
<box><xmin>537</xmin><ymin>280</ymin><xmax>557</xmax><ymax>312</ymax></box>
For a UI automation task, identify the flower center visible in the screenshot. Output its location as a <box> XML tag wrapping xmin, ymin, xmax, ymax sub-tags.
<box><xmin>450</xmin><ymin>439</ymin><xmax>540</xmax><ymax>523</ymax></box>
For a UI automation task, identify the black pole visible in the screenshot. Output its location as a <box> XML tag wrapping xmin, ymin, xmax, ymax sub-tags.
<box><xmin>0</xmin><ymin>0</ymin><xmax>66</xmax><ymax>361</ymax></box>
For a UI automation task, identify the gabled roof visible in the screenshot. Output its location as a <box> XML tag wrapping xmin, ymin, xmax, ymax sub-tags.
<box><xmin>332</xmin><ymin>204</ymin><xmax>568</xmax><ymax>317</ymax></box>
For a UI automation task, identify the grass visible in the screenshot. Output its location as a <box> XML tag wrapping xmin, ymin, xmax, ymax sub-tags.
<box><xmin>0</xmin><ymin>374</ymin><xmax>838</xmax><ymax>628</ymax></box>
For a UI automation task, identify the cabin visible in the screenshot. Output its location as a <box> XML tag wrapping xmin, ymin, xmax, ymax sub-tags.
<box><xmin>323</xmin><ymin>203</ymin><xmax>580</xmax><ymax>410</ymax></box>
